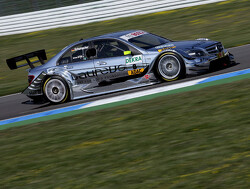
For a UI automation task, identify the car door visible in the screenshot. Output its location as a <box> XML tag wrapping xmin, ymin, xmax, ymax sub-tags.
<box><xmin>92</xmin><ymin>39</ymin><xmax>145</xmax><ymax>84</ymax></box>
<box><xmin>58</xmin><ymin>42</ymin><xmax>96</xmax><ymax>85</ymax></box>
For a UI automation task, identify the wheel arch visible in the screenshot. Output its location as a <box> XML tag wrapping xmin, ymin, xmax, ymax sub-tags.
<box><xmin>151</xmin><ymin>50</ymin><xmax>186</xmax><ymax>81</ymax></box>
<box><xmin>42</xmin><ymin>73</ymin><xmax>73</xmax><ymax>101</ymax></box>
<box><xmin>152</xmin><ymin>50</ymin><xmax>186</xmax><ymax>71</ymax></box>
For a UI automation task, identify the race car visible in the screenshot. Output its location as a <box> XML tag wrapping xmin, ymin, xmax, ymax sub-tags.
<box><xmin>6</xmin><ymin>30</ymin><xmax>234</xmax><ymax>103</ymax></box>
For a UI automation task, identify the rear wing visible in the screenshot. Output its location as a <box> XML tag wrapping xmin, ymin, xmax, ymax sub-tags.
<box><xmin>6</xmin><ymin>49</ymin><xmax>47</xmax><ymax>70</ymax></box>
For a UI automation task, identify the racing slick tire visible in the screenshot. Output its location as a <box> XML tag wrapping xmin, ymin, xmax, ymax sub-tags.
<box><xmin>155</xmin><ymin>52</ymin><xmax>186</xmax><ymax>81</ymax></box>
<box><xmin>43</xmin><ymin>76</ymin><xmax>69</xmax><ymax>104</ymax></box>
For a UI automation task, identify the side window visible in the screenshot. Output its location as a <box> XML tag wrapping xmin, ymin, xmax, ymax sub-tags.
<box><xmin>59</xmin><ymin>42</ymin><xmax>89</xmax><ymax>65</ymax></box>
<box><xmin>94</xmin><ymin>39</ymin><xmax>130</xmax><ymax>59</ymax></box>
<box><xmin>59</xmin><ymin>51</ymin><xmax>71</xmax><ymax>65</ymax></box>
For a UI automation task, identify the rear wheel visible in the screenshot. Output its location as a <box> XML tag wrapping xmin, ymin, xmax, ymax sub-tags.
<box><xmin>43</xmin><ymin>76</ymin><xmax>69</xmax><ymax>104</ymax></box>
<box><xmin>155</xmin><ymin>52</ymin><xmax>185</xmax><ymax>81</ymax></box>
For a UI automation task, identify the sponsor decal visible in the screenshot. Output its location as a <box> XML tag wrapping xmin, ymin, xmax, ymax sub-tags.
<box><xmin>73</xmin><ymin>55</ymin><xmax>83</xmax><ymax>60</ymax></box>
<box><xmin>71</xmin><ymin>46</ymin><xmax>89</xmax><ymax>52</ymax></box>
<box><xmin>120</xmin><ymin>31</ymin><xmax>147</xmax><ymax>41</ymax></box>
<box><xmin>74</xmin><ymin>64</ymin><xmax>147</xmax><ymax>84</ymax></box>
<box><xmin>126</xmin><ymin>55</ymin><xmax>143</xmax><ymax>64</ymax></box>
<box><xmin>143</xmin><ymin>74</ymin><xmax>150</xmax><ymax>79</ymax></box>
<box><xmin>128</xmin><ymin>68</ymin><xmax>144</xmax><ymax>76</ymax></box>
<box><xmin>155</xmin><ymin>44</ymin><xmax>175</xmax><ymax>49</ymax></box>
<box><xmin>77</xmin><ymin>65</ymin><xmax>127</xmax><ymax>79</ymax></box>
<box><xmin>157</xmin><ymin>46</ymin><xmax>176</xmax><ymax>52</ymax></box>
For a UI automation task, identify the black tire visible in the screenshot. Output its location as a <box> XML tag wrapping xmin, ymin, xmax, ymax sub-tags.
<box><xmin>43</xmin><ymin>76</ymin><xmax>69</xmax><ymax>104</ymax></box>
<box><xmin>155</xmin><ymin>52</ymin><xmax>186</xmax><ymax>81</ymax></box>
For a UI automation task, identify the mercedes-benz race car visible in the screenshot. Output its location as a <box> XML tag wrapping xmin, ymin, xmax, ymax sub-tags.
<box><xmin>7</xmin><ymin>30</ymin><xmax>234</xmax><ymax>104</ymax></box>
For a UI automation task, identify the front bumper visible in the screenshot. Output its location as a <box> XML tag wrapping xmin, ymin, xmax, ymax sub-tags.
<box><xmin>184</xmin><ymin>50</ymin><xmax>235</xmax><ymax>75</ymax></box>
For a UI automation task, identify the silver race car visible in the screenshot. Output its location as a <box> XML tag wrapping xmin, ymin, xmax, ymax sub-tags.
<box><xmin>7</xmin><ymin>30</ymin><xmax>234</xmax><ymax>103</ymax></box>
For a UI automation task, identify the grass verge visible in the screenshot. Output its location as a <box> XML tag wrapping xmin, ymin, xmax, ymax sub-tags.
<box><xmin>0</xmin><ymin>0</ymin><xmax>250</xmax><ymax>96</ymax></box>
<box><xmin>1</xmin><ymin>78</ymin><xmax>249</xmax><ymax>188</ymax></box>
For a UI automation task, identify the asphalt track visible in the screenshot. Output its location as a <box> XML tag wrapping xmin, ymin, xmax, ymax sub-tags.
<box><xmin>0</xmin><ymin>44</ymin><xmax>249</xmax><ymax>121</ymax></box>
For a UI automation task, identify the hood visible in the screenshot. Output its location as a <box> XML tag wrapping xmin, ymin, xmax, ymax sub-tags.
<box><xmin>149</xmin><ymin>40</ymin><xmax>219</xmax><ymax>52</ymax></box>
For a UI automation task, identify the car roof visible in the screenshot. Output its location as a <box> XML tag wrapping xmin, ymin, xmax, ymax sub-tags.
<box><xmin>48</xmin><ymin>30</ymin><xmax>144</xmax><ymax>67</ymax></box>
<box><xmin>73</xmin><ymin>30</ymin><xmax>140</xmax><ymax>45</ymax></box>
<box><xmin>97</xmin><ymin>30</ymin><xmax>138</xmax><ymax>39</ymax></box>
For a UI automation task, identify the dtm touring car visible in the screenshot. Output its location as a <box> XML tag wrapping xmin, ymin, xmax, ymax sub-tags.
<box><xmin>6</xmin><ymin>30</ymin><xmax>235</xmax><ymax>103</ymax></box>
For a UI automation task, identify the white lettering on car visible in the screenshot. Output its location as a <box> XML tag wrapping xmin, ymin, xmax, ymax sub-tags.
<box><xmin>120</xmin><ymin>31</ymin><xmax>147</xmax><ymax>41</ymax></box>
<box><xmin>71</xmin><ymin>46</ymin><xmax>89</xmax><ymax>52</ymax></box>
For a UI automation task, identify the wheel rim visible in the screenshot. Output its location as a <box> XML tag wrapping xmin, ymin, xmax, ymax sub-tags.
<box><xmin>158</xmin><ymin>55</ymin><xmax>181</xmax><ymax>80</ymax></box>
<box><xmin>45</xmin><ymin>79</ymin><xmax>66</xmax><ymax>103</ymax></box>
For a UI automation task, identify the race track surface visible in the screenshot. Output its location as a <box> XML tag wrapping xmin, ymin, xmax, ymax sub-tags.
<box><xmin>0</xmin><ymin>44</ymin><xmax>249</xmax><ymax>121</ymax></box>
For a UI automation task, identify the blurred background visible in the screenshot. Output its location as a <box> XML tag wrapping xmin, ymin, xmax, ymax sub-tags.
<box><xmin>0</xmin><ymin>0</ymin><xmax>100</xmax><ymax>16</ymax></box>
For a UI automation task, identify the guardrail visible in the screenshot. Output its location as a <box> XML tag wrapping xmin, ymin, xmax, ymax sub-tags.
<box><xmin>0</xmin><ymin>0</ymin><xmax>101</xmax><ymax>17</ymax></box>
<box><xmin>0</xmin><ymin>0</ymin><xmax>226</xmax><ymax>36</ymax></box>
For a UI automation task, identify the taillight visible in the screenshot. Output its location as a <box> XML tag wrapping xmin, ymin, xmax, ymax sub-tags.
<box><xmin>28</xmin><ymin>75</ymin><xmax>35</xmax><ymax>85</ymax></box>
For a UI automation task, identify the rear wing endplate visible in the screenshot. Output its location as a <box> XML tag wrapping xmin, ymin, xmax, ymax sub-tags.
<box><xmin>6</xmin><ymin>49</ymin><xmax>47</xmax><ymax>70</ymax></box>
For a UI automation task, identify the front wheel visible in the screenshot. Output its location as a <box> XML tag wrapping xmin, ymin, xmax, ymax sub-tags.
<box><xmin>43</xmin><ymin>76</ymin><xmax>69</xmax><ymax>104</ymax></box>
<box><xmin>155</xmin><ymin>52</ymin><xmax>185</xmax><ymax>81</ymax></box>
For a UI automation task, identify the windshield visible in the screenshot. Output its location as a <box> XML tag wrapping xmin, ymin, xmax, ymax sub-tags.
<box><xmin>128</xmin><ymin>33</ymin><xmax>171</xmax><ymax>50</ymax></box>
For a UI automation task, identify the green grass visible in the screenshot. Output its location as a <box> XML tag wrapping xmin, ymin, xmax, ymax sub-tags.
<box><xmin>0</xmin><ymin>0</ymin><xmax>250</xmax><ymax>96</ymax></box>
<box><xmin>0</xmin><ymin>78</ymin><xmax>249</xmax><ymax>188</ymax></box>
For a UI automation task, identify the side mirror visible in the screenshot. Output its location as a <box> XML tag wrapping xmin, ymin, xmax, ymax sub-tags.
<box><xmin>86</xmin><ymin>48</ymin><xmax>96</xmax><ymax>58</ymax></box>
<box><xmin>124</xmin><ymin>51</ymin><xmax>132</xmax><ymax>56</ymax></box>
